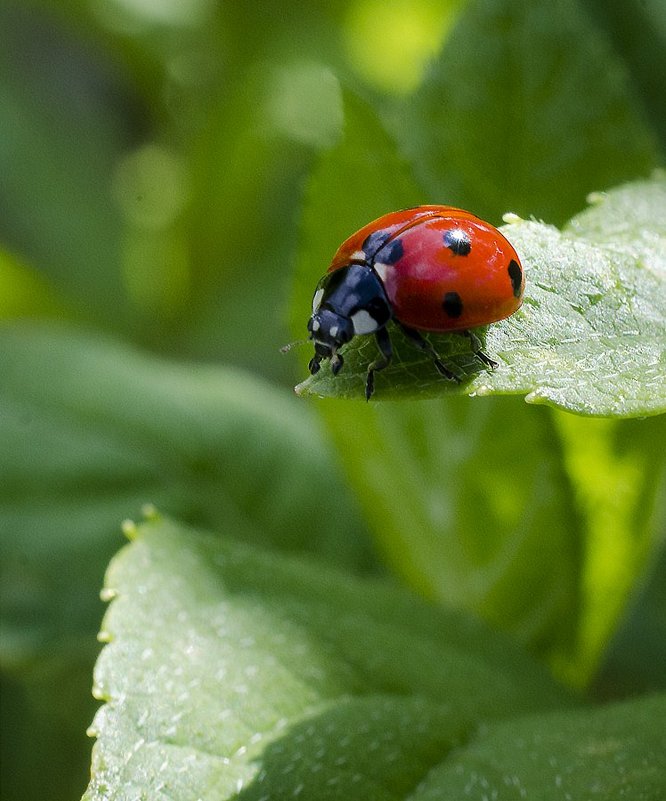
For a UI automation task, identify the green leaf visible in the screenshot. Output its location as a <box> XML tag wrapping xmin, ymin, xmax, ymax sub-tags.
<box><xmin>84</xmin><ymin>517</ymin><xmax>573</xmax><ymax>800</ymax></box>
<box><xmin>417</xmin><ymin>693</ymin><xmax>666</xmax><ymax>799</ymax></box>
<box><xmin>0</xmin><ymin>248</ymin><xmax>74</xmax><ymax>320</ymax></box>
<box><xmin>406</xmin><ymin>0</ymin><xmax>660</xmax><ymax>225</ymax></box>
<box><xmin>595</xmin><ymin>542</ymin><xmax>666</xmax><ymax>697</ymax></box>
<box><xmin>1</xmin><ymin>651</ymin><xmax>99</xmax><ymax>801</ymax></box>
<box><xmin>315</xmin><ymin>396</ymin><xmax>582</xmax><ymax>669</ymax></box>
<box><xmin>0</xmin><ymin>322</ymin><xmax>373</xmax><ymax>666</ymax></box>
<box><xmin>290</xmin><ymin>88</ymin><xmax>423</xmax><ymax>337</ymax></box>
<box><xmin>579</xmin><ymin>0</ymin><xmax>666</xmax><ymax>151</ymax></box>
<box><xmin>554</xmin><ymin>413</ymin><xmax>666</xmax><ymax>686</ymax></box>
<box><xmin>0</xmin><ymin>323</ymin><xmax>374</xmax><ymax>801</ymax></box>
<box><xmin>0</xmin><ymin>6</ymin><xmax>134</xmax><ymax>326</ymax></box>
<box><xmin>184</xmin><ymin>63</ymin><xmax>343</xmax><ymax>377</ymax></box>
<box><xmin>297</xmin><ymin>174</ymin><xmax>666</xmax><ymax>418</ymax></box>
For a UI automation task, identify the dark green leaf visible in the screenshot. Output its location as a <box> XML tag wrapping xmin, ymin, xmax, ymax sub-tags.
<box><xmin>595</xmin><ymin>543</ymin><xmax>666</xmax><ymax>697</ymax></box>
<box><xmin>406</xmin><ymin>0</ymin><xmax>660</xmax><ymax>224</ymax></box>
<box><xmin>0</xmin><ymin>5</ymin><xmax>138</xmax><ymax>325</ymax></box>
<box><xmin>579</xmin><ymin>0</ymin><xmax>666</xmax><ymax>150</ymax></box>
<box><xmin>418</xmin><ymin>693</ymin><xmax>666</xmax><ymax>799</ymax></box>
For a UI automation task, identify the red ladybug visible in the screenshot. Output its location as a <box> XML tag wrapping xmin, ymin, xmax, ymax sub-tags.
<box><xmin>308</xmin><ymin>205</ymin><xmax>524</xmax><ymax>399</ymax></box>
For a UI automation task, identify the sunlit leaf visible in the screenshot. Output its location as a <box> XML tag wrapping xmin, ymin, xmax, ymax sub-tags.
<box><xmin>0</xmin><ymin>248</ymin><xmax>74</xmax><ymax>320</ymax></box>
<box><xmin>555</xmin><ymin>413</ymin><xmax>666</xmax><ymax>685</ymax></box>
<box><xmin>84</xmin><ymin>517</ymin><xmax>573</xmax><ymax>801</ymax></box>
<box><xmin>298</xmin><ymin>175</ymin><xmax>666</xmax><ymax>418</ymax></box>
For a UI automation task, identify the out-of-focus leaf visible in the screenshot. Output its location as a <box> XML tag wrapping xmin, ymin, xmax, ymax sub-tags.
<box><xmin>0</xmin><ymin>321</ymin><xmax>376</xmax><ymax>800</ymax></box>
<box><xmin>298</xmin><ymin>175</ymin><xmax>666</xmax><ymax>418</ymax></box>
<box><xmin>84</xmin><ymin>517</ymin><xmax>573</xmax><ymax>801</ymax></box>
<box><xmin>580</xmin><ymin>0</ymin><xmax>666</xmax><ymax>150</ymax></box>
<box><xmin>0</xmin><ymin>248</ymin><xmax>74</xmax><ymax>319</ymax></box>
<box><xmin>316</xmin><ymin>396</ymin><xmax>581</xmax><ymax>666</ymax></box>
<box><xmin>0</xmin><ymin>4</ymin><xmax>141</xmax><ymax>325</ymax></box>
<box><xmin>595</xmin><ymin>543</ymin><xmax>666</xmax><ymax>698</ymax></box>
<box><xmin>343</xmin><ymin>0</ymin><xmax>462</xmax><ymax>94</ymax></box>
<box><xmin>1</xmin><ymin>651</ymin><xmax>98</xmax><ymax>801</ymax></box>
<box><xmin>290</xmin><ymin>88</ymin><xmax>423</xmax><ymax>338</ymax></box>
<box><xmin>0</xmin><ymin>322</ymin><xmax>374</xmax><ymax>667</ymax></box>
<box><xmin>405</xmin><ymin>0</ymin><xmax>659</xmax><ymax>225</ymax></box>
<box><xmin>184</xmin><ymin>62</ymin><xmax>343</xmax><ymax>377</ymax></box>
<box><xmin>555</xmin><ymin>413</ymin><xmax>666</xmax><ymax>685</ymax></box>
<box><xmin>417</xmin><ymin>693</ymin><xmax>666</xmax><ymax>799</ymax></box>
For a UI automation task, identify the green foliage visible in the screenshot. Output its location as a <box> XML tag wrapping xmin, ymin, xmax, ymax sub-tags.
<box><xmin>85</xmin><ymin>519</ymin><xmax>666</xmax><ymax>801</ymax></box>
<box><xmin>405</xmin><ymin>0</ymin><xmax>659</xmax><ymax>225</ymax></box>
<box><xmin>0</xmin><ymin>322</ymin><xmax>373</xmax><ymax>664</ymax></box>
<box><xmin>0</xmin><ymin>324</ymin><xmax>373</xmax><ymax>800</ymax></box>
<box><xmin>316</xmin><ymin>398</ymin><xmax>582</xmax><ymax>663</ymax></box>
<box><xmin>85</xmin><ymin>517</ymin><xmax>573</xmax><ymax>801</ymax></box>
<box><xmin>0</xmin><ymin>0</ymin><xmax>664</xmax><ymax>799</ymax></box>
<box><xmin>420</xmin><ymin>693</ymin><xmax>666</xmax><ymax>799</ymax></box>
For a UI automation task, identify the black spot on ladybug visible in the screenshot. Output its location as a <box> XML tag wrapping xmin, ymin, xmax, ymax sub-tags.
<box><xmin>508</xmin><ymin>259</ymin><xmax>523</xmax><ymax>298</ymax></box>
<box><xmin>442</xmin><ymin>291</ymin><xmax>463</xmax><ymax>318</ymax></box>
<box><xmin>362</xmin><ymin>229</ymin><xmax>392</xmax><ymax>259</ymax></box>
<box><xmin>443</xmin><ymin>228</ymin><xmax>472</xmax><ymax>256</ymax></box>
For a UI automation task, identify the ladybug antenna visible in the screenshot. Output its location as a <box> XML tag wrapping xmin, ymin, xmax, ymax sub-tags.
<box><xmin>280</xmin><ymin>339</ymin><xmax>309</xmax><ymax>354</ymax></box>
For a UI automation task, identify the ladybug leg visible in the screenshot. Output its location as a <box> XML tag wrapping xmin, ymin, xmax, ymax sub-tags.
<box><xmin>366</xmin><ymin>327</ymin><xmax>393</xmax><ymax>400</ymax></box>
<box><xmin>308</xmin><ymin>354</ymin><xmax>322</xmax><ymax>375</ymax></box>
<box><xmin>464</xmin><ymin>330</ymin><xmax>498</xmax><ymax>370</ymax></box>
<box><xmin>330</xmin><ymin>352</ymin><xmax>344</xmax><ymax>375</ymax></box>
<box><xmin>398</xmin><ymin>324</ymin><xmax>460</xmax><ymax>383</ymax></box>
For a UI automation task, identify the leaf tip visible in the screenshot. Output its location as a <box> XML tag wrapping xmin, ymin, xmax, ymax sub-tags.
<box><xmin>96</xmin><ymin>628</ymin><xmax>112</xmax><ymax>643</ymax></box>
<box><xmin>91</xmin><ymin>682</ymin><xmax>105</xmax><ymax>701</ymax></box>
<box><xmin>585</xmin><ymin>190</ymin><xmax>608</xmax><ymax>206</ymax></box>
<box><xmin>468</xmin><ymin>383</ymin><xmax>494</xmax><ymax>397</ymax></box>
<box><xmin>85</xmin><ymin>723</ymin><xmax>99</xmax><ymax>739</ymax></box>
<box><xmin>294</xmin><ymin>379</ymin><xmax>311</xmax><ymax>398</ymax></box>
<box><xmin>99</xmin><ymin>586</ymin><xmax>117</xmax><ymax>603</ymax></box>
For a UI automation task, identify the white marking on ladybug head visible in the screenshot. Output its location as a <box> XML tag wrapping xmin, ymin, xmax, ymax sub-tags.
<box><xmin>312</xmin><ymin>288</ymin><xmax>325</xmax><ymax>313</ymax></box>
<box><xmin>351</xmin><ymin>250</ymin><xmax>366</xmax><ymax>261</ymax></box>
<box><xmin>351</xmin><ymin>309</ymin><xmax>379</xmax><ymax>335</ymax></box>
<box><xmin>374</xmin><ymin>262</ymin><xmax>388</xmax><ymax>282</ymax></box>
<box><xmin>311</xmin><ymin>318</ymin><xmax>321</xmax><ymax>332</ymax></box>
<box><xmin>329</xmin><ymin>325</ymin><xmax>339</xmax><ymax>338</ymax></box>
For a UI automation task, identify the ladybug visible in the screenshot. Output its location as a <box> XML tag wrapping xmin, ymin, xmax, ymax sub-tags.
<box><xmin>307</xmin><ymin>205</ymin><xmax>524</xmax><ymax>399</ymax></box>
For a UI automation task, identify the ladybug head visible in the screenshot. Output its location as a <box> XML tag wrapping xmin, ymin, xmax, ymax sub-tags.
<box><xmin>308</xmin><ymin>307</ymin><xmax>354</xmax><ymax>375</ymax></box>
<box><xmin>307</xmin><ymin>264</ymin><xmax>391</xmax><ymax>377</ymax></box>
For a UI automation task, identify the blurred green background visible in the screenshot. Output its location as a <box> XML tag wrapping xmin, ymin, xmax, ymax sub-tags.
<box><xmin>1</xmin><ymin>0</ymin><xmax>664</xmax><ymax>799</ymax></box>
